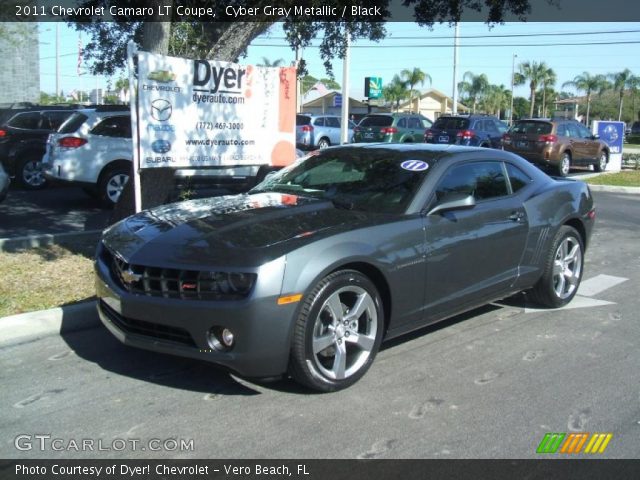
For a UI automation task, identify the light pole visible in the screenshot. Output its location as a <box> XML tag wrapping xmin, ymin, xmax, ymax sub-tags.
<box><xmin>509</xmin><ymin>53</ymin><xmax>517</xmax><ymax>126</ymax></box>
<box><xmin>452</xmin><ymin>22</ymin><xmax>459</xmax><ymax>115</ymax></box>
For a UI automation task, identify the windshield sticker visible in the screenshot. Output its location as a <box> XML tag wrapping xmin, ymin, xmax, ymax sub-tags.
<box><xmin>401</xmin><ymin>160</ymin><xmax>429</xmax><ymax>172</ymax></box>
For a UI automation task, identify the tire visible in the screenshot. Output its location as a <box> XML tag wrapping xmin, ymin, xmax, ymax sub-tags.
<box><xmin>289</xmin><ymin>270</ymin><xmax>384</xmax><ymax>392</ymax></box>
<box><xmin>529</xmin><ymin>225</ymin><xmax>584</xmax><ymax>308</ymax></box>
<box><xmin>317</xmin><ymin>138</ymin><xmax>330</xmax><ymax>149</ymax></box>
<box><xmin>557</xmin><ymin>152</ymin><xmax>571</xmax><ymax>177</ymax></box>
<box><xmin>593</xmin><ymin>150</ymin><xmax>608</xmax><ymax>172</ymax></box>
<box><xmin>17</xmin><ymin>156</ymin><xmax>47</xmax><ymax>190</ymax></box>
<box><xmin>98</xmin><ymin>165</ymin><xmax>130</xmax><ymax>208</ymax></box>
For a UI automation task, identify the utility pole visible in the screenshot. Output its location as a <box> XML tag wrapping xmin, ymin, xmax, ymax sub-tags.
<box><xmin>452</xmin><ymin>22</ymin><xmax>459</xmax><ymax>115</ymax></box>
<box><xmin>340</xmin><ymin>32</ymin><xmax>351</xmax><ymax>144</ymax></box>
<box><xmin>55</xmin><ymin>23</ymin><xmax>60</xmax><ymax>99</ymax></box>
<box><xmin>509</xmin><ymin>53</ymin><xmax>517</xmax><ymax>125</ymax></box>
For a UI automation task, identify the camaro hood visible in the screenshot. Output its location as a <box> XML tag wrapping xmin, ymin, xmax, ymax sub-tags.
<box><xmin>102</xmin><ymin>193</ymin><xmax>371</xmax><ymax>268</ymax></box>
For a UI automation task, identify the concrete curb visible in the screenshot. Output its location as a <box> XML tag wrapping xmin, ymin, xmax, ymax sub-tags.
<box><xmin>587</xmin><ymin>184</ymin><xmax>640</xmax><ymax>194</ymax></box>
<box><xmin>0</xmin><ymin>229</ymin><xmax>102</xmax><ymax>251</ymax></box>
<box><xmin>0</xmin><ymin>300</ymin><xmax>100</xmax><ymax>347</ymax></box>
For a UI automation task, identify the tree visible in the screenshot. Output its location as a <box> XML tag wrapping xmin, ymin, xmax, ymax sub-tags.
<box><xmin>383</xmin><ymin>75</ymin><xmax>410</xmax><ymax>112</ymax></box>
<box><xmin>67</xmin><ymin>0</ymin><xmax>537</xmax><ymax>220</ymax></box>
<box><xmin>300</xmin><ymin>75</ymin><xmax>340</xmax><ymax>95</ymax></box>
<box><xmin>514</xmin><ymin>61</ymin><xmax>552</xmax><ymax>118</ymax></box>
<box><xmin>458</xmin><ymin>72</ymin><xmax>489</xmax><ymax>114</ymax></box>
<box><xmin>400</xmin><ymin>67</ymin><xmax>431</xmax><ymax>113</ymax></box>
<box><xmin>539</xmin><ymin>67</ymin><xmax>556</xmax><ymax>118</ymax></box>
<box><xmin>562</xmin><ymin>72</ymin><xmax>609</xmax><ymax>126</ymax></box>
<box><xmin>481</xmin><ymin>84</ymin><xmax>510</xmax><ymax>118</ymax></box>
<box><xmin>258</xmin><ymin>57</ymin><xmax>284</xmax><ymax>67</ymax></box>
<box><xmin>608</xmin><ymin>69</ymin><xmax>635</xmax><ymax>121</ymax></box>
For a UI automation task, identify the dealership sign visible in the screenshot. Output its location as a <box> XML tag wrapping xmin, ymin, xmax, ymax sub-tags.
<box><xmin>592</xmin><ymin>120</ymin><xmax>624</xmax><ymax>154</ymax></box>
<box><xmin>136</xmin><ymin>51</ymin><xmax>296</xmax><ymax>169</ymax></box>
<box><xmin>364</xmin><ymin>77</ymin><xmax>383</xmax><ymax>99</ymax></box>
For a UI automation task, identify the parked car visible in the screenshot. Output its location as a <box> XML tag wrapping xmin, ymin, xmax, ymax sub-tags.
<box><xmin>353</xmin><ymin>113</ymin><xmax>432</xmax><ymax>144</ymax></box>
<box><xmin>296</xmin><ymin>114</ymin><xmax>355</xmax><ymax>149</ymax></box>
<box><xmin>0</xmin><ymin>107</ymin><xmax>76</xmax><ymax>189</ymax></box>
<box><xmin>43</xmin><ymin>106</ymin><xmax>132</xmax><ymax>206</ymax></box>
<box><xmin>0</xmin><ymin>162</ymin><xmax>9</xmax><ymax>202</ymax></box>
<box><xmin>96</xmin><ymin>143</ymin><xmax>594</xmax><ymax>392</ymax></box>
<box><xmin>425</xmin><ymin>114</ymin><xmax>507</xmax><ymax>148</ymax></box>
<box><xmin>629</xmin><ymin>121</ymin><xmax>640</xmax><ymax>136</ymax></box>
<box><xmin>502</xmin><ymin>119</ymin><xmax>609</xmax><ymax>177</ymax></box>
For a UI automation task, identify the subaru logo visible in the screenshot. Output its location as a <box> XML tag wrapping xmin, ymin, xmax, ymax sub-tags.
<box><xmin>151</xmin><ymin>139</ymin><xmax>171</xmax><ymax>154</ymax></box>
<box><xmin>151</xmin><ymin>99</ymin><xmax>172</xmax><ymax>121</ymax></box>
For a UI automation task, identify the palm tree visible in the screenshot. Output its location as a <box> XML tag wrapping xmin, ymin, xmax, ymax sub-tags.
<box><xmin>514</xmin><ymin>61</ymin><xmax>552</xmax><ymax>118</ymax></box>
<box><xmin>400</xmin><ymin>68</ymin><xmax>431</xmax><ymax>113</ymax></box>
<box><xmin>258</xmin><ymin>57</ymin><xmax>284</xmax><ymax>67</ymax></box>
<box><xmin>540</xmin><ymin>67</ymin><xmax>556</xmax><ymax>118</ymax></box>
<box><xmin>458</xmin><ymin>72</ymin><xmax>489</xmax><ymax>114</ymax></box>
<box><xmin>383</xmin><ymin>75</ymin><xmax>409</xmax><ymax>112</ymax></box>
<box><xmin>562</xmin><ymin>72</ymin><xmax>609</xmax><ymax>126</ymax></box>
<box><xmin>608</xmin><ymin>69</ymin><xmax>635</xmax><ymax>121</ymax></box>
<box><xmin>481</xmin><ymin>84</ymin><xmax>510</xmax><ymax>117</ymax></box>
<box><xmin>629</xmin><ymin>75</ymin><xmax>640</xmax><ymax>123</ymax></box>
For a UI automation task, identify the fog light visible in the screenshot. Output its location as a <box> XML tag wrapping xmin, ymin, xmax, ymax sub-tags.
<box><xmin>221</xmin><ymin>328</ymin><xmax>234</xmax><ymax>347</ymax></box>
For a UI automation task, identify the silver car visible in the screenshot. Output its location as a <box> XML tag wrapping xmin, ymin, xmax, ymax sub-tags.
<box><xmin>296</xmin><ymin>114</ymin><xmax>355</xmax><ymax>150</ymax></box>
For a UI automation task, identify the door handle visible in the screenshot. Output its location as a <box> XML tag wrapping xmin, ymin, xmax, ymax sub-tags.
<box><xmin>509</xmin><ymin>211</ymin><xmax>525</xmax><ymax>222</ymax></box>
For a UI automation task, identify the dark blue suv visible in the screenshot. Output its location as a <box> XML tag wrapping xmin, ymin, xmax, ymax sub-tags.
<box><xmin>425</xmin><ymin>114</ymin><xmax>508</xmax><ymax>149</ymax></box>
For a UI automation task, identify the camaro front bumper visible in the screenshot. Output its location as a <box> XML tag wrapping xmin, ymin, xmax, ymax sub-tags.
<box><xmin>95</xmin><ymin>251</ymin><xmax>299</xmax><ymax>379</ymax></box>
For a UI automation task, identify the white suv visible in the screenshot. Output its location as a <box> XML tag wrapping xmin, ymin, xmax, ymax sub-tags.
<box><xmin>43</xmin><ymin>106</ymin><xmax>132</xmax><ymax>207</ymax></box>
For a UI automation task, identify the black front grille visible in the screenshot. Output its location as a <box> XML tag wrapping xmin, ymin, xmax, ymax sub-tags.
<box><xmin>99</xmin><ymin>300</ymin><xmax>196</xmax><ymax>347</ymax></box>
<box><xmin>100</xmin><ymin>245</ymin><xmax>255</xmax><ymax>301</ymax></box>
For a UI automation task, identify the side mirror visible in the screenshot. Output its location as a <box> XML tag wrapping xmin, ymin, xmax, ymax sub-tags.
<box><xmin>427</xmin><ymin>193</ymin><xmax>476</xmax><ymax>216</ymax></box>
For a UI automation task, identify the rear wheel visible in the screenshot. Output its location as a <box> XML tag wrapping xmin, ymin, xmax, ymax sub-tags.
<box><xmin>98</xmin><ymin>165</ymin><xmax>130</xmax><ymax>208</ymax></box>
<box><xmin>593</xmin><ymin>151</ymin><xmax>608</xmax><ymax>172</ymax></box>
<box><xmin>18</xmin><ymin>156</ymin><xmax>47</xmax><ymax>190</ymax></box>
<box><xmin>289</xmin><ymin>270</ymin><xmax>384</xmax><ymax>392</ymax></box>
<box><xmin>529</xmin><ymin>225</ymin><xmax>584</xmax><ymax>308</ymax></box>
<box><xmin>317</xmin><ymin>138</ymin><xmax>330</xmax><ymax>149</ymax></box>
<box><xmin>557</xmin><ymin>152</ymin><xmax>571</xmax><ymax>177</ymax></box>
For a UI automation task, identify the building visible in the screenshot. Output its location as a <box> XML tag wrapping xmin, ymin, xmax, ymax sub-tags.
<box><xmin>0</xmin><ymin>23</ymin><xmax>40</xmax><ymax>105</ymax></box>
<box><xmin>301</xmin><ymin>90</ymin><xmax>379</xmax><ymax>116</ymax></box>
<box><xmin>397</xmin><ymin>88</ymin><xmax>469</xmax><ymax>121</ymax></box>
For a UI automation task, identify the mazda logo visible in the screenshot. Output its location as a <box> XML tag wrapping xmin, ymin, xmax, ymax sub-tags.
<box><xmin>151</xmin><ymin>99</ymin><xmax>172</xmax><ymax>121</ymax></box>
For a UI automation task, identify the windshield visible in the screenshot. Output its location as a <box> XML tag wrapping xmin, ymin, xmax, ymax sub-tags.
<box><xmin>251</xmin><ymin>149</ymin><xmax>431</xmax><ymax>214</ymax></box>
<box><xmin>359</xmin><ymin>116</ymin><xmax>393</xmax><ymax>128</ymax></box>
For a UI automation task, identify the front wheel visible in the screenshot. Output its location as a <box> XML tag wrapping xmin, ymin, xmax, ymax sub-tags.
<box><xmin>593</xmin><ymin>151</ymin><xmax>608</xmax><ymax>172</ymax></box>
<box><xmin>289</xmin><ymin>270</ymin><xmax>384</xmax><ymax>392</ymax></box>
<box><xmin>529</xmin><ymin>225</ymin><xmax>584</xmax><ymax>308</ymax></box>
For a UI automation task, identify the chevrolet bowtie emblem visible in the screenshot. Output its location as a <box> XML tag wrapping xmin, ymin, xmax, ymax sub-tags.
<box><xmin>121</xmin><ymin>268</ymin><xmax>142</xmax><ymax>284</ymax></box>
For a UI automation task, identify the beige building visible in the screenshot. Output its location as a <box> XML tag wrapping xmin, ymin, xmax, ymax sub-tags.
<box><xmin>397</xmin><ymin>88</ymin><xmax>469</xmax><ymax>121</ymax></box>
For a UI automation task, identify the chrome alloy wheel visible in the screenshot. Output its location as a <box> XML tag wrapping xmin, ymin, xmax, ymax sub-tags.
<box><xmin>22</xmin><ymin>160</ymin><xmax>46</xmax><ymax>187</ymax></box>
<box><xmin>552</xmin><ymin>235</ymin><xmax>582</xmax><ymax>300</ymax></box>
<box><xmin>560</xmin><ymin>154</ymin><xmax>571</xmax><ymax>176</ymax></box>
<box><xmin>311</xmin><ymin>286</ymin><xmax>378</xmax><ymax>380</ymax></box>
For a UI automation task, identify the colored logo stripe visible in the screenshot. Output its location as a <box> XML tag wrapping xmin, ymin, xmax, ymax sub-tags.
<box><xmin>560</xmin><ymin>433</ymin><xmax>590</xmax><ymax>453</ymax></box>
<box><xmin>584</xmin><ymin>433</ymin><xmax>613</xmax><ymax>454</ymax></box>
<box><xmin>537</xmin><ymin>433</ymin><xmax>566</xmax><ymax>453</ymax></box>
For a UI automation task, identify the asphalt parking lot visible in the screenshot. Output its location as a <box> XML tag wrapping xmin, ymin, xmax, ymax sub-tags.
<box><xmin>0</xmin><ymin>189</ymin><xmax>638</xmax><ymax>459</ymax></box>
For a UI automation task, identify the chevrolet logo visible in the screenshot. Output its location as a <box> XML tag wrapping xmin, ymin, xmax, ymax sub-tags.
<box><xmin>120</xmin><ymin>268</ymin><xmax>142</xmax><ymax>284</ymax></box>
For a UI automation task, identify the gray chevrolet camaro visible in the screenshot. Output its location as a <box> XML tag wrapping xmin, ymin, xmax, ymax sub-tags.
<box><xmin>96</xmin><ymin>144</ymin><xmax>595</xmax><ymax>392</ymax></box>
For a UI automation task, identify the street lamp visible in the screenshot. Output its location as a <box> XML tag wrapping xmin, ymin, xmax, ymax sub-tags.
<box><xmin>509</xmin><ymin>53</ymin><xmax>517</xmax><ymax>126</ymax></box>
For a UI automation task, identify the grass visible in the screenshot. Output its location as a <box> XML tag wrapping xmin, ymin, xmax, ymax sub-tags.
<box><xmin>586</xmin><ymin>170</ymin><xmax>640</xmax><ymax>187</ymax></box>
<box><xmin>0</xmin><ymin>237</ymin><xmax>98</xmax><ymax>317</ymax></box>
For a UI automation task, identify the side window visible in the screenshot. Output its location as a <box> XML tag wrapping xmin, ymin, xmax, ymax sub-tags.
<box><xmin>505</xmin><ymin>163</ymin><xmax>532</xmax><ymax>193</ymax></box>
<box><xmin>564</xmin><ymin>123</ymin><xmax>580</xmax><ymax>138</ymax></box>
<box><xmin>43</xmin><ymin>111</ymin><xmax>72</xmax><ymax>130</ymax></box>
<box><xmin>485</xmin><ymin>121</ymin><xmax>499</xmax><ymax>134</ymax></box>
<box><xmin>408</xmin><ymin>117</ymin><xmax>423</xmax><ymax>129</ymax></box>
<box><xmin>90</xmin><ymin>116</ymin><xmax>131</xmax><ymax>138</ymax></box>
<box><xmin>314</xmin><ymin>117</ymin><xmax>325</xmax><ymax>127</ymax></box>
<box><xmin>557</xmin><ymin>124</ymin><xmax>567</xmax><ymax>137</ymax></box>
<box><xmin>7</xmin><ymin>112</ymin><xmax>41</xmax><ymax>129</ymax></box>
<box><xmin>326</xmin><ymin>117</ymin><xmax>340</xmax><ymax>128</ymax></box>
<box><xmin>435</xmin><ymin>162</ymin><xmax>509</xmax><ymax>202</ymax></box>
<box><xmin>576</xmin><ymin>123</ymin><xmax>591</xmax><ymax>138</ymax></box>
<box><xmin>495</xmin><ymin>121</ymin><xmax>508</xmax><ymax>134</ymax></box>
<box><xmin>397</xmin><ymin>118</ymin><xmax>407</xmax><ymax>128</ymax></box>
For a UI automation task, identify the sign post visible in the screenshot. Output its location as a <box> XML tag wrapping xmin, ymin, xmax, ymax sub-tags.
<box><xmin>126</xmin><ymin>40</ymin><xmax>142</xmax><ymax>213</ymax></box>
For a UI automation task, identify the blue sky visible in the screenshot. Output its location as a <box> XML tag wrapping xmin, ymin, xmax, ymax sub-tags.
<box><xmin>39</xmin><ymin>22</ymin><xmax>640</xmax><ymax>100</ymax></box>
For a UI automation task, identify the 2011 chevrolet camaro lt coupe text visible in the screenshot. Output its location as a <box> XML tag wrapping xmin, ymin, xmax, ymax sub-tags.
<box><xmin>96</xmin><ymin>144</ymin><xmax>595</xmax><ymax>391</ymax></box>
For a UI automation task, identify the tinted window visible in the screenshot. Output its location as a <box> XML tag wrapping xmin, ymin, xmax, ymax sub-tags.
<box><xmin>484</xmin><ymin>120</ymin><xmax>499</xmax><ymax>133</ymax></box>
<box><xmin>564</xmin><ymin>123</ymin><xmax>581</xmax><ymax>138</ymax></box>
<box><xmin>253</xmin><ymin>151</ymin><xmax>431</xmax><ymax>213</ymax></box>
<box><xmin>42</xmin><ymin>111</ymin><xmax>73</xmax><ymax>130</ymax></box>
<box><xmin>408</xmin><ymin>117</ymin><xmax>423</xmax><ymax>129</ymax></box>
<box><xmin>495</xmin><ymin>121</ymin><xmax>508</xmax><ymax>134</ymax></box>
<box><xmin>397</xmin><ymin>118</ymin><xmax>407</xmax><ymax>128</ymax></box>
<box><xmin>506</xmin><ymin>163</ymin><xmax>532</xmax><ymax>193</ymax></box>
<box><xmin>575</xmin><ymin>123</ymin><xmax>592</xmax><ymax>138</ymax></box>
<box><xmin>359</xmin><ymin>116</ymin><xmax>393</xmax><ymax>128</ymax></box>
<box><xmin>557</xmin><ymin>124</ymin><xmax>568</xmax><ymax>137</ymax></box>
<box><xmin>58</xmin><ymin>113</ymin><xmax>88</xmax><ymax>133</ymax></box>
<box><xmin>314</xmin><ymin>117</ymin><xmax>325</xmax><ymax>127</ymax></box>
<box><xmin>436</xmin><ymin>162</ymin><xmax>508</xmax><ymax>201</ymax></box>
<box><xmin>511</xmin><ymin>121</ymin><xmax>552</xmax><ymax>135</ymax></box>
<box><xmin>90</xmin><ymin>116</ymin><xmax>131</xmax><ymax>138</ymax></box>
<box><xmin>325</xmin><ymin>117</ymin><xmax>340</xmax><ymax>128</ymax></box>
<box><xmin>433</xmin><ymin>117</ymin><xmax>469</xmax><ymax>130</ymax></box>
<box><xmin>7</xmin><ymin>112</ymin><xmax>41</xmax><ymax>129</ymax></box>
<box><xmin>296</xmin><ymin>115</ymin><xmax>311</xmax><ymax>126</ymax></box>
